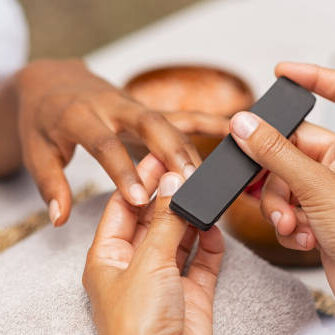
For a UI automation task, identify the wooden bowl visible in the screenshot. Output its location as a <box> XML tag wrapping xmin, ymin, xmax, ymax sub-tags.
<box><xmin>124</xmin><ymin>65</ymin><xmax>253</xmax><ymax>159</ymax></box>
<box><xmin>124</xmin><ymin>64</ymin><xmax>320</xmax><ymax>267</ymax></box>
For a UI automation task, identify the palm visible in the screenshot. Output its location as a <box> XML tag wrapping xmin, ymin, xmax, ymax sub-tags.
<box><xmin>182</xmin><ymin>279</ymin><xmax>213</xmax><ymax>334</ymax></box>
<box><xmin>86</xmin><ymin>155</ymin><xmax>224</xmax><ymax>335</ymax></box>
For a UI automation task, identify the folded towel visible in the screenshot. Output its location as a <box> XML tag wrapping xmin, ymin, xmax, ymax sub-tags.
<box><xmin>0</xmin><ymin>193</ymin><xmax>321</xmax><ymax>334</ymax></box>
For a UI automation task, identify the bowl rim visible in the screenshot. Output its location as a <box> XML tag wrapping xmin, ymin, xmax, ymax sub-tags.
<box><xmin>123</xmin><ymin>63</ymin><xmax>254</xmax><ymax>100</ymax></box>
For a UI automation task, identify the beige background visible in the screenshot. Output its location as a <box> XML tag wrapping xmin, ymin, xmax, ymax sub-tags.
<box><xmin>18</xmin><ymin>0</ymin><xmax>202</xmax><ymax>60</ymax></box>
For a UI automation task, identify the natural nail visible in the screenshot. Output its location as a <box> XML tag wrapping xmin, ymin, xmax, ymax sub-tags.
<box><xmin>159</xmin><ymin>173</ymin><xmax>183</xmax><ymax>197</ymax></box>
<box><xmin>270</xmin><ymin>211</ymin><xmax>282</xmax><ymax>228</ymax></box>
<box><xmin>296</xmin><ymin>233</ymin><xmax>308</xmax><ymax>248</ymax></box>
<box><xmin>183</xmin><ymin>164</ymin><xmax>196</xmax><ymax>179</ymax></box>
<box><xmin>129</xmin><ymin>183</ymin><xmax>149</xmax><ymax>205</ymax></box>
<box><xmin>49</xmin><ymin>199</ymin><xmax>61</xmax><ymax>226</ymax></box>
<box><xmin>232</xmin><ymin>112</ymin><xmax>259</xmax><ymax>140</ymax></box>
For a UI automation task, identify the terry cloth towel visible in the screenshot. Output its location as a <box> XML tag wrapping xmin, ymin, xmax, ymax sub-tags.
<box><xmin>0</xmin><ymin>193</ymin><xmax>321</xmax><ymax>334</ymax></box>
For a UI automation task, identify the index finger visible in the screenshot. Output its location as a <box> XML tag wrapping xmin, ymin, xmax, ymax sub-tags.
<box><xmin>95</xmin><ymin>154</ymin><xmax>166</xmax><ymax>243</ymax></box>
<box><xmin>275</xmin><ymin>62</ymin><xmax>335</xmax><ymax>101</ymax></box>
<box><xmin>291</xmin><ymin>122</ymin><xmax>335</xmax><ymax>162</ymax></box>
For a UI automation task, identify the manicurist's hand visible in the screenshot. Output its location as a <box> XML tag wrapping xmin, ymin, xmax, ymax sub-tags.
<box><xmin>83</xmin><ymin>154</ymin><xmax>224</xmax><ymax>335</ymax></box>
<box><xmin>15</xmin><ymin>59</ymin><xmax>229</xmax><ymax>226</ymax></box>
<box><xmin>229</xmin><ymin>62</ymin><xmax>335</xmax><ymax>294</ymax></box>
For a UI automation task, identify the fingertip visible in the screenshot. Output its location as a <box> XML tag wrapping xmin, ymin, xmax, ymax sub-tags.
<box><xmin>276</xmin><ymin>210</ymin><xmax>296</xmax><ymax>236</ymax></box>
<box><xmin>158</xmin><ymin>172</ymin><xmax>184</xmax><ymax>197</ymax></box>
<box><xmin>296</xmin><ymin>232</ymin><xmax>316</xmax><ymax>250</ymax></box>
<box><xmin>128</xmin><ymin>182</ymin><xmax>150</xmax><ymax>207</ymax></box>
<box><xmin>199</xmin><ymin>225</ymin><xmax>225</xmax><ymax>253</ymax></box>
<box><xmin>230</xmin><ymin>111</ymin><xmax>260</xmax><ymax>141</ymax></box>
<box><xmin>275</xmin><ymin>62</ymin><xmax>291</xmax><ymax>77</ymax></box>
<box><xmin>49</xmin><ymin>199</ymin><xmax>61</xmax><ymax>226</ymax></box>
<box><xmin>275</xmin><ymin>61</ymin><xmax>303</xmax><ymax>77</ymax></box>
<box><xmin>49</xmin><ymin>189</ymin><xmax>72</xmax><ymax>227</ymax></box>
<box><xmin>42</xmin><ymin>176</ymin><xmax>72</xmax><ymax>227</ymax></box>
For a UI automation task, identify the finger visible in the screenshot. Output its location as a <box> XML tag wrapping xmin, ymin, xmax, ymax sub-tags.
<box><xmin>134</xmin><ymin>202</ymin><xmax>198</xmax><ymax>270</ymax></box>
<box><xmin>70</xmin><ymin>109</ymin><xmax>150</xmax><ymax>207</ymax></box>
<box><xmin>230</xmin><ymin>112</ymin><xmax>332</xmax><ymax>199</ymax></box>
<box><xmin>321</xmin><ymin>142</ymin><xmax>335</xmax><ymax>169</ymax></box>
<box><xmin>276</xmin><ymin>224</ymin><xmax>317</xmax><ymax>251</ymax></box>
<box><xmin>95</xmin><ymin>154</ymin><xmax>166</xmax><ymax>244</ymax></box>
<box><xmin>275</xmin><ymin>62</ymin><xmax>335</xmax><ymax>101</ymax></box>
<box><xmin>139</xmin><ymin>172</ymin><xmax>187</xmax><ymax>259</ymax></box>
<box><xmin>132</xmin><ymin>200</ymin><xmax>156</xmax><ymax>249</ymax></box>
<box><xmin>187</xmin><ymin>226</ymin><xmax>224</xmax><ymax>300</ymax></box>
<box><xmin>291</xmin><ymin>122</ymin><xmax>335</xmax><ymax>161</ymax></box>
<box><xmin>261</xmin><ymin>173</ymin><xmax>297</xmax><ymax>236</ymax></box>
<box><xmin>176</xmin><ymin>225</ymin><xmax>198</xmax><ymax>272</ymax></box>
<box><xmin>163</xmin><ymin>111</ymin><xmax>230</xmax><ymax>137</ymax></box>
<box><xmin>23</xmin><ymin>134</ymin><xmax>71</xmax><ymax>226</ymax></box>
<box><xmin>136</xmin><ymin>111</ymin><xmax>202</xmax><ymax>175</ymax></box>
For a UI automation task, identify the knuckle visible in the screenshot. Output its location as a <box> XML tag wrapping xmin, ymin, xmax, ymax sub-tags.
<box><xmin>59</xmin><ymin>101</ymin><xmax>92</xmax><ymax>133</ymax></box>
<box><xmin>138</xmin><ymin>111</ymin><xmax>166</xmax><ymax>133</ymax></box>
<box><xmin>256</xmin><ymin>132</ymin><xmax>288</xmax><ymax>160</ymax></box>
<box><xmin>144</xmin><ymin>110</ymin><xmax>166</xmax><ymax>123</ymax></box>
<box><xmin>91</xmin><ymin>136</ymin><xmax>119</xmax><ymax>157</ymax></box>
<box><xmin>63</xmin><ymin>101</ymin><xmax>90</xmax><ymax>120</ymax></box>
<box><xmin>153</xmin><ymin>206</ymin><xmax>174</xmax><ymax>223</ymax></box>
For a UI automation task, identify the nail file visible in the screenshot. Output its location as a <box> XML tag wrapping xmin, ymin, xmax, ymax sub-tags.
<box><xmin>169</xmin><ymin>77</ymin><xmax>316</xmax><ymax>231</ymax></box>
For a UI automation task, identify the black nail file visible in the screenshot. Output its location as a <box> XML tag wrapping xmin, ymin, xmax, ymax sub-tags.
<box><xmin>169</xmin><ymin>77</ymin><xmax>316</xmax><ymax>231</ymax></box>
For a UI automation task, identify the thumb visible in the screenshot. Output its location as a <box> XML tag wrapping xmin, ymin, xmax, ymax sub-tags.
<box><xmin>142</xmin><ymin>172</ymin><xmax>187</xmax><ymax>258</ymax></box>
<box><xmin>230</xmin><ymin>112</ymin><xmax>327</xmax><ymax>195</ymax></box>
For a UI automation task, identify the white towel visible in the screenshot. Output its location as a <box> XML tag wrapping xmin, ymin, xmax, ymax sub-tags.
<box><xmin>0</xmin><ymin>193</ymin><xmax>321</xmax><ymax>334</ymax></box>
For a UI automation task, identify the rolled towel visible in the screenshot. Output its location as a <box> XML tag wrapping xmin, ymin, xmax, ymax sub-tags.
<box><xmin>0</xmin><ymin>193</ymin><xmax>321</xmax><ymax>334</ymax></box>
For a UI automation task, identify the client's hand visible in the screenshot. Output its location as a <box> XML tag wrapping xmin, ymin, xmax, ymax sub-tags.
<box><xmin>229</xmin><ymin>62</ymin><xmax>335</xmax><ymax>294</ymax></box>
<box><xmin>83</xmin><ymin>154</ymin><xmax>224</xmax><ymax>335</ymax></box>
<box><xmin>15</xmin><ymin>59</ymin><xmax>228</xmax><ymax>226</ymax></box>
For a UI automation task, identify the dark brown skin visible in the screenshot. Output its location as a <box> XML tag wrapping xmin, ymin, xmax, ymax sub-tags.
<box><xmin>0</xmin><ymin>77</ymin><xmax>22</xmax><ymax>176</ymax></box>
<box><xmin>0</xmin><ymin>59</ymin><xmax>229</xmax><ymax>226</ymax></box>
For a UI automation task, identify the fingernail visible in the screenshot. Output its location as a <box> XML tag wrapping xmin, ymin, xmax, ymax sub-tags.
<box><xmin>49</xmin><ymin>199</ymin><xmax>61</xmax><ymax>226</ymax></box>
<box><xmin>296</xmin><ymin>233</ymin><xmax>308</xmax><ymax>248</ymax></box>
<box><xmin>129</xmin><ymin>183</ymin><xmax>149</xmax><ymax>205</ymax></box>
<box><xmin>270</xmin><ymin>211</ymin><xmax>282</xmax><ymax>228</ymax></box>
<box><xmin>232</xmin><ymin>112</ymin><xmax>259</xmax><ymax>139</ymax></box>
<box><xmin>159</xmin><ymin>173</ymin><xmax>183</xmax><ymax>197</ymax></box>
<box><xmin>183</xmin><ymin>164</ymin><xmax>196</xmax><ymax>179</ymax></box>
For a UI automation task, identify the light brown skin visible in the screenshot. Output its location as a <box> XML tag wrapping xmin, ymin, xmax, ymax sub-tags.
<box><xmin>83</xmin><ymin>154</ymin><xmax>224</xmax><ymax>335</ymax></box>
<box><xmin>230</xmin><ymin>61</ymin><xmax>335</xmax><ymax>295</ymax></box>
<box><xmin>0</xmin><ymin>59</ymin><xmax>230</xmax><ymax>225</ymax></box>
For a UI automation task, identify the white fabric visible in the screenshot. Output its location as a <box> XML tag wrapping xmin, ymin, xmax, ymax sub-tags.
<box><xmin>0</xmin><ymin>0</ymin><xmax>29</xmax><ymax>79</ymax></box>
<box><xmin>0</xmin><ymin>193</ymin><xmax>322</xmax><ymax>334</ymax></box>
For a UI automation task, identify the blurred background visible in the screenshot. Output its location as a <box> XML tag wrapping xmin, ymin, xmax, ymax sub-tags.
<box><xmin>3</xmin><ymin>0</ymin><xmax>335</xmax><ymax>297</ymax></box>
<box><xmin>19</xmin><ymin>0</ymin><xmax>203</xmax><ymax>59</ymax></box>
<box><xmin>11</xmin><ymin>0</ymin><xmax>335</xmax><ymax>269</ymax></box>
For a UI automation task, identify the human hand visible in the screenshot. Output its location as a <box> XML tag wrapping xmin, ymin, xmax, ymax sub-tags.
<box><xmin>16</xmin><ymin>59</ymin><xmax>229</xmax><ymax>226</ymax></box>
<box><xmin>83</xmin><ymin>154</ymin><xmax>224</xmax><ymax>335</ymax></box>
<box><xmin>229</xmin><ymin>62</ymin><xmax>335</xmax><ymax>292</ymax></box>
